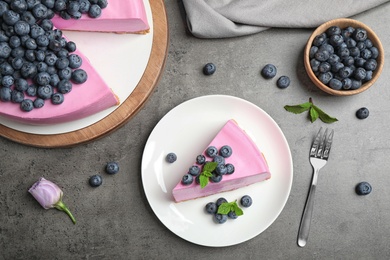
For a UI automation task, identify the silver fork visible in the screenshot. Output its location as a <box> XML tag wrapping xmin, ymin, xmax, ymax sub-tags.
<box><xmin>297</xmin><ymin>127</ymin><xmax>334</xmax><ymax>247</ymax></box>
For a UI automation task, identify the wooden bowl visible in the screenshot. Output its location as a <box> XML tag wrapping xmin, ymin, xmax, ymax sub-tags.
<box><xmin>304</xmin><ymin>18</ymin><xmax>384</xmax><ymax>96</ymax></box>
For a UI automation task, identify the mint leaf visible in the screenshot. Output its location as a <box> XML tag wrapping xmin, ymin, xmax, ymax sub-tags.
<box><xmin>202</xmin><ymin>171</ymin><xmax>213</xmax><ymax>178</ymax></box>
<box><xmin>203</xmin><ymin>162</ymin><xmax>218</xmax><ymax>172</ymax></box>
<box><xmin>199</xmin><ymin>175</ymin><xmax>209</xmax><ymax>188</ymax></box>
<box><xmin>309</xmin><ymin>107</ymin><xmax>319</xmax><ymax>123</ymax></box>
<box><xmin>284</xmin><ymin>98</ymin><xmax>338</xmax><ymax>124</ymax></box>
<box><xmin>233</xmin><ymin>204</ymin><xmax>244</xmax><ymax>216</ymax></box>
<box><xmin>284</xmin><ymin>102</ymin><xmax>312</xmax><ymax>114</ymax></box>
<box><xmin>217</xmin><ymin>202</ymin><xmax>232</xmax><ymax>215</ymax></box>
<box><xmin>312</xmin><ymin>104</ymin><xmax>338</xmax><ymax>123</ymax></box>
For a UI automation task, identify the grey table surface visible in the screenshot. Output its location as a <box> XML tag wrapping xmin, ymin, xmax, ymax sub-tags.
<box><xmin>2</xmin><ymin>1</ymin><xmax>390</xmax><ymax>259</ymax></box>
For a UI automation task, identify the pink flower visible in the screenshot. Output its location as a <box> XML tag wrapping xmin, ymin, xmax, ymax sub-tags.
<box><xmin>29</xmin><ymin>177</ymin><xmax>76</xmax><ymax>224</ymax></box>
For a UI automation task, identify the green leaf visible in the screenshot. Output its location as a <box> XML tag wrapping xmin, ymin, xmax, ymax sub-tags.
<box><xmin>309</xmin><ymin>107</ymin><xmax>319</xmax><ymax>123</ymax></box>
<box><xmin>233</xmin><ymin>204</ymin><xmax>244</xmax><ymax>216</ymax></box>
<box><xmin>203</xmin><ymin>162</ymin><xmax>218</xmax><ymax>172</ymax></box>
<box><xmin>202</xmin><ymin>171</ymin><xmax>213</xmax><ymax>178</ymax></box>
<box><xmin>312</xmin><ymin>105</ymin><xmax>338</xmax><ymax>123</ymax></box>
<box><xmin>199</xmin><ymin>175</ymin><xmax>209</xmax><ymax>188</ymax></box>
<box><xmin>284</xmin><ymin>102</ymin><xmax>312</xmax><ymax>114</ymax></box>
<box><xmin>217</xmin><ymin>202</ymin><xmax>232</xmax><ymax>215</ymax></box>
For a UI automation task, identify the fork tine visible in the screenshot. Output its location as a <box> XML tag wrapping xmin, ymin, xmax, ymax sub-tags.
<box><xmin>322</xmin><ymin>129</ymin><xmax>334</xmax><ymax>160</ymax></box>
<box><xmin>310</xmin><ymin>127</ymin><xmax>323</xmax><ymax>157</ymax></box>
<box><xmin>316</xmin><ymin>128</ymin><xmax>328</xmax><ymax>157</ymax></box>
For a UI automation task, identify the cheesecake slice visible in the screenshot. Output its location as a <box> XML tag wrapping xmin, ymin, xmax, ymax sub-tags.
<box><xmin>172</xmin><ymin>120</ymin><xmax>271</xmax><ymax>202</ymax></box>
<box><xmin>51</xmin><ymin>0</ymin><xmax>150</xmax><ymax>34</ymax></box>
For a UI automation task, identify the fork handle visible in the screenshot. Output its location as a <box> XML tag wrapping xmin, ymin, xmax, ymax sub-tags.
<box><xmin>297</xmin><ymin>168</ymin><xmax>319</xmax><ymax>247</ymax></box>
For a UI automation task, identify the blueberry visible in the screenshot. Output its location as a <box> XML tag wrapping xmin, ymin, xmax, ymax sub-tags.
<box><xmin>14</xmin><ymin>78</ymin><xmax>28</xmax><ymax>91</ymax></box>
<box><xmin>36</xmin><ymin>34</ymin><xmax>49</xmax><ymax>47</ymax></box>
<box><xmin>20</xmin><ymin>99</ymin><xmax>34</xmax><ymax>112</ymax></box>
<box><xmin>2</xmin><ymin>75</ymin><xmax>14</xmax><ymax>87</ymax></box>
<box><xmin>79</xmin><ymin>0</ymin><xmax>91</xmax><ymax>13</ymax></box>
<box><xmin>26</xmin><ymin>85</ymin><xmax>37</xmax><ymax>96</ymax></box>
<box><xmin>240</xmin><ymin>195</ymin><xmax>252</xmax><ymax>207</ymax></box>
<box><xmin>32</xmin><ymin>4</ymin><xmax>48</xmax><ymax>19</ymax></box>
<box><xmin>338</xmin><ymin>66</ymin><xmax>353</xmax><ymax>78</ymax></box>
<box><xmin>33</xmin><ymin>98</ymin><xmax>45</xmax><ymax>108</ymax></box>
<box><xmin>0</xmin><ymin>87</ymin><xmax>12</xmax><ymax>102</ymax></box>
<box><xmin>310</xmin><ymin>59</ymin><xmax>320</xmax><ymax>72</ymax></box>
<box><xmin>66</xmin><ymin>41</ymin><xmax>77</xmax><ymax>52</ymax></box>
<box><xmin>210</xmin><ymin>173</ymin><xmax>222</xmax><ymax>183</ymax></box>
<box><xmin>364</xmin><ymin>59</ymin><xmax>377</xmax><ymax>71</ymax></box>
<box><xmin>213</xmin><ymin>155</ymin><xmax>225</xmax><ymax>165</ymax></box>
<box><xmin>181</xmin><ymin>174</ymin><xmax>193</xmax><ymax>185</ymax></box>
<box><xmin>360</xmin><ymin>49</ymin><xmax>372</xmax><ymax>60</ymax></box>
<box><xmin>342</xmin><ymin>56</ymin><xmax>354</xmax><ymax>67</ymax></box>
<box><xmin>349</xmin><ymin>47</ymin><xmax>360</xmax><ymax>57</ymax></box>
<box><xmin>203</xmin><ymin>63</ymin><xmax>216</xmax><ymax>75</ymax></box>
<box><xmin>50</xmin><ymin>74</ymin><xmax>60</xmax><ymax>87</ymax></box>
<box><xmin>206</xmin><ymin>146</ymin><xmax>218</xmax><ymax>158</ymax></box>
<box><xmin>216</xmin><ymin>197</ymin><xmax>227</xmax><ymax>207</ymax></box>
<box><xmin>166</xmin><ymin>153</ymin><xmax>177</xmax><ymax>163</ymax></box>
<box><xmin>11</xmin><ymin>90</ymin><xmax>24</xmax><ymax>103</ymax></box>
<box><xmin>309</xmin><ymin>46</ymin><xmax>318</xmax><ymax>59</ymax></box>
<box><xmin>54</xmin><ymin>0</ymin><xmax>67</xmax><ymax>12</ymax></box>
<box><xmin>276</xmin><ymin>76</ymin><xmax>290</xmax><ymax>89</ymax></box>
<box><xmin>337</xmin><ymin>47</ymin><xmax>350</xmax><ymax>58</ymax></box>
<box><xmin>106</xmin><ymin>162</ymin><xmax>119</xmax><ymax>175</ymax></box>
<box><xmin>36</xmin><ymin>61</ymin><xmax>48</xmax><ymax>72</ymax></box>
<box><xmin>11</xmin><ymin>0</ymin><xmax>28</xmax><ymax>13</ymax></box>
<box><xmin>51</xmin><ymin>92</ymin><xmax>64</xmax><ymax>105</ymax></box>
<box><xmin>89</xmin><ymin>174</ymin><xmax>102</xmax><ymax>187</ymax></box>
<box><xmin>364</xmin><ymin>70</ymin><xmax>373</xmax><ymax>82</ymax></box>
<box><xmin>353</xmin><ymin>28</ymin><xmax>367</xmax><ymax>42</ymax></box>
<box><xmin>3</xmin><ymin>10</ymin><xmax>20</xmax><ymax>26</ymax></box>
<box><xmin>329</xmin><ymin>78</ymin><xmax>342</xmax><ymax>90</ymax></box>
<box><xmin>314</xmin><ymin>50</ymin><xmax>330</xmax><ymax>62</ymax></box>
<box><xmin>215</xmin><ymin>164</ymin><xmax>227</xmax><ymax>175</ymax></box>
<box><xmin>356</xmin><ymin>107</ymin><xmax>369</xmax><ymax>119</ymax></box>
<box><xmin>45</xmin><ymin>53</ymin><xmax>57</xmax><ymax>66</ymax></box>
<box><xmin>97</xmin><ymin>0</ymin><xmax>108</xmax><ymax>8</ymax></box>
<box><xmin>326</xmin><ymin>26</ymin><xmax>341</xmax><ymax>36</ymax></box>
<box><xmin>355</xmin><ymin>182</ymin><xmax>372</xmax><ymax>195</ymax></box>
<box><xmin>318</xmin><ymin>72</ymin><xmax>333</xmax><ymax>85</ymax></box>
<box><xmin>0</xmin><ymin>42</ymin><xmax>12</xmax><ymax>59</ymax></box>
<box><xmin>331</xmin><ymin>62</ymin><xmax>344</xmax><ymax>73</ymax></box>
<box><xmin>196</xmin><ymin>154</ymin><xmax>206</xmax><ymax>165</ymax></box>
<box><xmin>37</xmin><ymin>85</ymin><xmax>53</xmax><ymax>99</ymax></box>
<box><xmin>88</xmin><ymin>4</ymin><xmax>102</xmax><ymax>18</ymax></box>
<box><xmin>188</xmin><ymin>165</ymin><xmax>200</xmax><ymax>176</ymax></box>
<box><xmin>350</xmin><ymin>79</ymin><xmax>362</xmax><ymax>90</ymax></box>
<box><xmin>226</xmin><ymin>163</ymin><xmax>235</xmax><ymax>174</ymax></box>
<box><xmin>327</xmin><ymin>54</ymin><xmax>340</xmax><ymax>65</ymax></box>
<box><xmin>354</xmin><ymin>67</ymin><xmax>367</xmax><ymax>81</ymax></box>
<box><xmin>71</xmin><ymin>69</ymin><xmax>87</xmax><ymax>84</ymax></box>
<box><xmin>354</xmin><ymin>57</ymin><xmax>366</xmax><ymax>67</ymax></box>
<box><xmin>329</xmin><ymin>34</ymin><xmax>343</xmax><ymax>46</ymax></box>
<box><xmin>214</xmin><ymin>213</ymin><xmax>228</xmax><ymax>224</ymax></box>
<box><xmin>219</xmin><ymin>145</ymin><xmax>232</xmax><ymax>158</ymax></box>
<box><xmin>205</xmin><ymin>202</ymin><xmax>218</xmax><ymax>214</ymax></box>
<box><xmin>341</xmin><ymin>78</ymin><xmax>352</xmax><ymax>90</ymax></box>
<box><xmin>318</xmin><ymin>62</ymin><xmax>331</xmax><ymax>73</ymax></box>
<box><xmin>58</xmin><ymin>67</ymin><xmax>72</xmax><ymax>80</ymax></box>
<box><xmin>35</xmin><ymin>72</ymin><xmax>51</xmax><ymax>85</ymax></box>
<box><xmin>261</xmin><ymin>64</ymin><xmax>277</xmax><ymax>79</ymax></box>
<box><xmin>312</xmin><ymin>33</ymin><xmax>327</xmax><ymax>46</ymax></box>
<box><xmin>370</xmin><ymin>47</ymin><xmax>379</xmax><ymax>59</ymax></box>
<box><xmin>49</xmin><ymin>39</ymin><xmax>62</xmax><ymax>52</ymax></box>
<box><xmin>319</xmin><ymin>44</ymin><xmax>334</xmax><ymax>54</ymax></box>
<box><xmin>345</xmin><ymin>37</ymin><xmax>357</xmax><ymax>48</ymax></box>
<box><xmin>14</xmin><ymin>20</ymin><xmax>30</xmax><ymax>36</ymax></box>
<box><xmin>228</xmin><ymin>211</ymin><xmax>238</xmax><ymax>219</ymax></box>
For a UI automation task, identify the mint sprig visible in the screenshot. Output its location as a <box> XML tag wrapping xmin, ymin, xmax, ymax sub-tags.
<box><xmin>284</xmin><ymin>98</ymin><xmax>338</xmax><ymax>124</ymax></box>
<box><xmin>217</xmin><ymin>200</ymin><xmax>244</xmax><ymax>216</ymax></box>
<box><xmin>199</xmin><ymin>162</ymin><xmax>218</xmax><ymax>188</ymax></box>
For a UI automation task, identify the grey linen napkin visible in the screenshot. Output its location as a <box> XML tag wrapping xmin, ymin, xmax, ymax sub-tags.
<box><xmin>182</xmin><ymin>0</ymin><xmax>389</xmax><ymax>38</ymax></box>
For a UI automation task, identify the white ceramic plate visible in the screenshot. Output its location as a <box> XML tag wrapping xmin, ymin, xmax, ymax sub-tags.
<box><xmin>141</xmin><ymin>95</ymin><xmax>293</xmax><ymax>247</ymax></box>
<box><xmin>0</xmin><ymin>0</ymin><xmax>153</xmax><ymax>135</ymax></box>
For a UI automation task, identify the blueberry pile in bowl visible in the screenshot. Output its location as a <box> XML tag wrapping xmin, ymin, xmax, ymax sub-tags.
<box><xmin>304</xmin><ymin>18</ymin><xmax>384</xmax><ymax>96</ymax></box>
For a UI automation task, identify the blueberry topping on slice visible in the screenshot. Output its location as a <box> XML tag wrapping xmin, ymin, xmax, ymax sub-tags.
<box><xmin>33</xmin><ymin>98</ymin><xmax>45</xmax><ymax>108</ymax></box>
<box><xmin>216</xmin><ymin>197</ymin><xmax>227</xmax><ymax>207</ymax></box>
<box><xmin>89</xmin><ymin>174</ymin><xmax>102</xmax><ymax>187</ymax></box>
<box><xmin>11</xmin><ymin>90</ymin><xmax>24</xmax><ymax>103</ymax></box>
<box><xmin>261</xmin><ymin>64</ymin><xmax>277</xmax><ymax>79</ymax></box>
<box><xmin>210</xmin><ymin>173</ymin><xmax>222</xmax><ymax>183</ymax></box>
<box><xmin>57</xmin><ymin>79</ymin><xmax>72</xmax><ymax>94</ymax></box>
<box><xmin>215</xmin><ymin>164</ymin><xmax>227</xmax><ymax>175</ymax></box>
<box><xmin>181</xmin><ymin>174</ymin><xmax>193</xmax><ymax>185</ymax></box>
<box><xmin>166</xmin><ymin>153</ymin><xmax>177</xmax><ymax>163</ymax></box>
<box><xmin>0</xmin><ymin>87</ymin><xmax>12</xmax><ymax>102</ymax></box>
<box><xmin>214</xmin><ymin>213</ymin><xmax>228</xmax><ymax>224</ymax></box>
<box><xmin>206</xmin><ymin>146</ymin><xmax>218</xmax><ymax>157</ymax></box>
<box><xmin>205</xmin><ymin>202</ymin><xmax>218</xmax><ymax>214</ymax></box>
<box><xmin>356</xmin><ymin>107</ymin><xmax>369</xmax><ymax>119</ymax></box>
<box><xmin>196</xmin><ymin>154</ymin><xmax>206</xmax><ymax>165</ymax></box>
<box><xmin>219</xmin><ymin>145</ymin><xmax>232</xmax><ymax>158</ymax></box>
<box><xmin>355</xmin><ymin>182</ymin><xmax>372</xmax><ymax>195</ymax></box>
<box><xmin>203</xmin><ymin>63</ymin><xmax>216</xmax><ymax>75</ymax></box>
<box><xmin>213</xmin><ymin>155</ymin><xmax>225</xmax><ymax>165</ymax></box>
<box><xmin>225</xmin><ymin>163</ymin><xmax>235</xmax><ymax>174</ymax></box>
<box><xmin>276</xmin><ymin>76</ymin><xmax>290</xmax><ymax>89</ymax></box>
<box><xmin>71</xmin><ymin>68</ymin><xmax>87</xmax><ymax>84</ymax></box>
<box><xmin>240</xmin><ymin>195</ymin><xmax>253</xmax><ymax>208</ymax></box>
<box><xmin>88</xmin><ymin>4</ymin><xmax>102</xmax><ymax>18</ymax></box>
<box><xmin>106</xmin><ymin>162</ymin><xmax>119</xmax><ymax>175</ymax></box>
<box><xmin>188</xmin><ymin>165</ymin><xmax>200</xmax><ymax>176</ymax></box>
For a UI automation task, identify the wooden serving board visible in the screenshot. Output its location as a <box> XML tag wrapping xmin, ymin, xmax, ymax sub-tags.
<box><xmin>0</xmin><ymin>0</ymin><xmax>168</xmax><ymax>148</ymax></box>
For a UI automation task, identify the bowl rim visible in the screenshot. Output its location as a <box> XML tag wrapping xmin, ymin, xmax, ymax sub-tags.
<box><xmin>304</xmin><ymin>18</ymin><xmax>384</xmax><ymax>96</ymax></box>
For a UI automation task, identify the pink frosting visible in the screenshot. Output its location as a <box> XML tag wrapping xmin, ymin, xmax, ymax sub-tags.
<box><xmin>51</xmin><ymin>0</ymin><xmax>150</xmax><ymax>33</ymax></box>
<box><xmin>172</xmin><ymin>120</ymin><xmax>271</xmax><ymax>202</ymax></box>
<box><xmin>0</xmin><ymin>30</ymin><xmax>119</xmax><ymax>125</ymax></box>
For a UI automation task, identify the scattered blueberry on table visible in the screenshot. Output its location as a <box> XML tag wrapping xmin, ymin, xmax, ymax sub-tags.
<box><xmin>105</xmin><ymin>162</ymin><xmax>120</xmax><ymax>175</ymax></box>
<box><xmin>89</xmin><ymin>174</ymin><xmax>103</xmax><ymax>187</ymax></box>
<box><xmin>356</xmin><ymin>107</ymin><xmax>369</xmax><ymax>119</ymax></box>
<box><xmin>355</xmin><ymin>182</ymin><xmax>372</xmax><ymax>195</ymax></box>
<box><xmin>203</xmin><ymin>63</ymin><xmax>216</xmax><ymax>75</ymax></box>
<box><xmin>240</xmin><ymin>195</ymin><xmax>253</xmax><ymax>207</ymax></box>
<box><xmin>261</xmin><ymin>64</ymin><xmax>277</xmax><ymax>79</ymax></box>
<box><xmin>166</xmin><ymin>153</ymin><xmax>177</xmax><ymax>163</ymax></box>
<box><xmin>276</xmin><ymin>76</ymin><xmax>290</xmax><ymax>89</ymax></box>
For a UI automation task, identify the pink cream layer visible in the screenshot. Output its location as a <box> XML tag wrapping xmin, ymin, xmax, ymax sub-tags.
<box><xmin>51</xmin><ymin>0</ymin><xmax>150</xmax><ymax>33</ymax></box>
<box><xmin>172</xmin><ymin>120</ymin><xmax>271</xmax><ymax>202</ymax></box>
<box><xmin>0</xmin><ymin>38</ymin><xmax>119</xmax><ymax>125</ymax></box>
